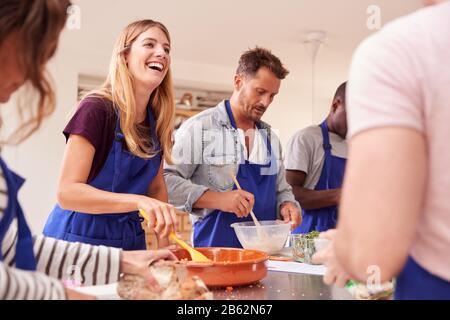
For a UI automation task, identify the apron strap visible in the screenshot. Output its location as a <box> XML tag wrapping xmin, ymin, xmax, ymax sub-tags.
<box><xmin>147</xmin><ymin>106</ymin><xmax>160</xmax><ymax>151</ymax></box>
<box><xmin>111</xmin><ymin>104</ymin><xmax>158</xmax><ymax>192</ymax></box>
<box><xmin>112</xmin><ymin>113</ymin><xmax>124</xmax><ymax>192</ymax></box>
<box><xmin>225</xmin><ymin>100</ymin><xmax>273</xmax><ymax>167</ymax></box>
<box><xmin>225</xmin><ymin>100</ymin><xmax>246</xmax><ymax>171</ymax></box>
<box><xmin>320</xmin><ymin>121</ymin><xmax>333</xmax><ymax>189</ymax></box>
<box><xmin>0</xmin><ymin>158</ymin><xmax>37</xmax><ymax>270</ymax></box>
<box><xmin>224</xmin><ymin>100</ymin><xmax>237</xmax><ymax>129</ymax></box>
<box><xmin>15</xmin><ymin>203</ymin><xmax>37</xmax><ymax>270</ymax></box>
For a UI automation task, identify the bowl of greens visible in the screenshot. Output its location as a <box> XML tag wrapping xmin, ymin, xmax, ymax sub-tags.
<box><xmin>290</xmin><ymin>231</ymin><xmax>322</xmax><ymax>264</ymax></box>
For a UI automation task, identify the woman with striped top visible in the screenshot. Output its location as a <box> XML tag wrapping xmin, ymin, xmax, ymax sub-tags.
<box><xmin>0</xmin><ymin>0</ymin><xmax>176</xmax><ymax>300</ymax></box>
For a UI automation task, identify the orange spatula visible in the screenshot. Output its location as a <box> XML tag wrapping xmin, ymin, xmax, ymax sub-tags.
<box><xmin>138</xmin><ymin>209</ymin><xmax>211</xmax><ymax>263</ymax></box>
<box><xmin>167</xmin><ymin>232</ymin><xmax>211</xmax><ymax>263</ymax></box>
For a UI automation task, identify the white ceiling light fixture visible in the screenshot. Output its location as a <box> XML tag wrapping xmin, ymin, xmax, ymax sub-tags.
<box><xmin>303</xmin><ymin>31</ymin><xmax>327</xmax><ymax>123</ymax></box>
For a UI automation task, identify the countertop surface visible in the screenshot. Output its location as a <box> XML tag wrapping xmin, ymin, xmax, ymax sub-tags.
<box><xmin>76</xmin><ymin>247</ymin><xmax>353</xmax><ymax>300</ymax></box>
<box><xmin>212</xmin><ymin>271</ymin><xmax>352</xmax><ymax>300</ymax></box>
<box><xmin>76</xmin><ymin>270</ymin><xmax>352</xmax><ymax>300</ymax></box>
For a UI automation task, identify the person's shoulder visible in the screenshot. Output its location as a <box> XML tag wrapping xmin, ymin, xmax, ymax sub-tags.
<box><xmin>74</xmin><ymin>95</ymin><xmax>116</xmax><ymax>124</ymax></box>
<box><xmin>391</xmin><ymin>2</ymin><xmax>450</xmax><ymax>34</ymax></box>
<box><xmin>64</xmin><ymin>95</ymin><xmax>116</xmax><ymax>139</ymax></box>
<box><xmin>286</xmin><ymin>126</ymin><xmax>321</xmax><ymax>152</ymax></box>
<box><xmin>78</xmin><ymin>95</ymin><xmax>114</xmax><ymax>113</ymax></box>
<box><xmin>356</xmin><ymin>4</ymin><xmax>448</xmax><ymax>59</ymax></box>
<box><xmin>293</xmin><ymin>125</ymin><xmax>321</xmax><ymax>141</ymax></box>
<box><xmin>188</xmin><ymin>107</ymin><xmax>216</xmax><ymax>123</ymax></box>
<box><xmin>177</xmin><ymin>104</ymin><xmax>221</xmax><ymax>133</ymax></box>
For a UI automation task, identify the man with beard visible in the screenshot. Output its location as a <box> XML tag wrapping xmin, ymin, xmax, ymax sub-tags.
<box><xmin>164</xmin><ymin>47</ymin><xmax>301</xmax><ymax>248</ymax></box>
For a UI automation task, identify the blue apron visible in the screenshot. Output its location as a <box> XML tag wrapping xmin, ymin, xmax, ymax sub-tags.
<box><xmin>395</xmin><ymin>256</ymin><xmax>450</xmax><ymax>300</ymax></box>
<box><xmin>0</xmin><ymin>158</ymin><xmax>37</xmax><ymax>271</ymax></box>
<box><xmin>293</xmin><ymin>121</ymin><xmax>346</xmax><ymax>233</ymax></box>
<box><xmin>43</xmin><ymin>106</ymin><xmax>161</xmax><ymax>250</ymax></box>
<box><xmin>193</xmin><ymin>100</ymin><xmax>278</xmax><ymax>248</ymax></box>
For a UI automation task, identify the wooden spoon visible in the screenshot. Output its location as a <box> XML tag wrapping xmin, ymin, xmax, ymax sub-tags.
<box><xmin>138</xmin><ymin>209</ymin><xmax>211</xmax><ymax>263</ymax></box>
<box><xmin>229</xmin><ymin>172</ymin><xmax>261</xmax><ymax>227</ymax></box>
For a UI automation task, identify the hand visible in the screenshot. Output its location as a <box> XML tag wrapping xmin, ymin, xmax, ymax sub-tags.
<box><xmin>65</xmin><ymin>287</ymin><xmax>96</xmax><ymax>300</ymax></box>
<box><xmin>120</xmin><ymin>249</ymin><xmax>178</xmax><ymax>291</ymax></box>
<box><xmin>280</xmin><ymin>202</ymin><xmax>301</xmax><ymax>230</ymax></box>
<box><xmin>137</xmin><ymin>197</ymin><xmax>179</xmax><ymax>237</ymax></box>
<box><xmin>312</xmin><ymin>229</ymin><xmax>351</xmax><ymax>288</ymax></box>
<box><xmin>157</xmin><ymin>244</ymin><xmax>179</xmax><ymax>252</ymax></box>
<box><xmin>218</xmin><ymin>190</ymin><xmax>255</xmax><ymax>218</ymax></box>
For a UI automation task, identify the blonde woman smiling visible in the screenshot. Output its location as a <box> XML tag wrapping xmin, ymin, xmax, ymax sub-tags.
<box><xmin>0</xmin><ymin>2</ymin><xmax>175</xmax><ymax>299</ymax></box>
<box><xmin>44</xmin><ymin>20</ymin><xmax>178</xmax><ymax>250</ymax></box>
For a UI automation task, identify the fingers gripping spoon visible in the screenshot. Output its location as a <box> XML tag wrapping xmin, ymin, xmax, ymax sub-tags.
<box><xmin>138</xmin><ymin>209</ymin><xmax>211</xmax><ymax>263</ymax></box>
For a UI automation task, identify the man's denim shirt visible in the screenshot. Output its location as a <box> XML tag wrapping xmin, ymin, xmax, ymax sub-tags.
<box><xmin>163</xmin><ymin>100</ymin><xmax>299</xmax><ymax>225</ymax></box>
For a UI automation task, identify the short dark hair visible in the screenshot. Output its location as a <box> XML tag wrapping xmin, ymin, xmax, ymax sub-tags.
<box><xmin>333</xmin><ymin>81</ymin><xmax>347</xmax><ymax>103</ymax></box>
<box><xmin>236</xmin><ymin>47</ymin><xmax>289</xmax><ymax>80</ymax></box>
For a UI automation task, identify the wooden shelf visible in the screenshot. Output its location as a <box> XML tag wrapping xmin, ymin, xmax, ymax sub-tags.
<box><xmin>175</xmin><ymin>108</ymin><xmax>202</xmax><ymax>118</ymax></box>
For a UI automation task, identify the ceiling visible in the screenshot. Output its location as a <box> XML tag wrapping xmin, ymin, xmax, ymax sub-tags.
<box><xmin>64</xmin><ymin>0</ymin><xmax>422</xmax><ymax>76</ymax></box>
<box><xmin>56</xmin><ymin>0</ymin><xmax>424</xmax><ymax>130</ymax></box>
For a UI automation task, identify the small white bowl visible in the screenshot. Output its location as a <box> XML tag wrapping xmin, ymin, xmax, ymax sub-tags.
<box><xmin>231</xmin><ymin>220</ymin><xmax>291</xmax><ymax>254</ymax></box>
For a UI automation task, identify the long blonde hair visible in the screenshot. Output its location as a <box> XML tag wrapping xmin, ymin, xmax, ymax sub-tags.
<box><xmin>91</xmin><ymin>20</ymin><xmax>174</xmax><ymax>163</ymax></box>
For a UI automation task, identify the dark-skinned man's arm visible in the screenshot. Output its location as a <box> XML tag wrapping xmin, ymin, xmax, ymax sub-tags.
<box><xmin>286</xmin><ymin>170</ymin><xmax>341</xmax><ymax>210</ymax></box>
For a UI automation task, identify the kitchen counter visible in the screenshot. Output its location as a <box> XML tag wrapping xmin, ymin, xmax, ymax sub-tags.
<box><xmin>212</xmin><ymin>271</ymin><xmax>352</xmax><ymax>300</ymax></box>
<box><xmin>76</xmin><ymin>270</ymin><xmax>352</xmax><ymax>300</ymax></box>
<box><xmin>75</xmin><ymin>246</ymin><xmax>353</xmax><ymax>300</ymax></box>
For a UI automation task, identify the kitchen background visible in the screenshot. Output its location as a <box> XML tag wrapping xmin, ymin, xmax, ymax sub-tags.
<box><xmin>1</xmin><ymin>0</ymin><xmax>421</xmax><ymax>241</ymax></box>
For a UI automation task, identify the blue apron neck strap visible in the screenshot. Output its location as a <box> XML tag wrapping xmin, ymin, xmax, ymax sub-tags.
<box><xmin>225</xmin><ymin>100</ymin><xmax>273</xmax><ymax>164</ymax></box>
<box><xmin>113</xmin><ymin>101</ymin><xmax>154</xmax><ymax>140</ymax></box>
<box><xmin>113</xmin><ymin>109</ymin><xmax>124</xmax><ymax>141</ymax></box>
<box><xmin>111</xmin><ymin>104</ymin><xmax>157</xmax><ymax>191</ymax></box>
<box><xmin>112</xmin><ymin>109</ymin><xmax>124</xmax><ymax>192</ymax></box>
<box><xmin>225</xmin><ymin>100</ymin><xmax>245</xmax><ymax>165</ymax></box>
<box><xmin>113</xmin><ymin>101</ymin><xmax>155</xmax><ymax>135</ymax></box>
<box><xmin>320</xmin><ymin>120</ymin><xmax>332</xmax><ymax>154</ymax></box>
<box><xmin>147</xmin><ymin>105</ymin><xmax>160</xmax><ymax>149</ymax></box>
<box><xmin>320</xmin><ymin>120</ymin><xmax>332</xmax><ymax>189</ymax></box>
<box><xmin>225</xmin><ymin>100</ymin><xmax>237</xmax><ymax>129</ymax></box>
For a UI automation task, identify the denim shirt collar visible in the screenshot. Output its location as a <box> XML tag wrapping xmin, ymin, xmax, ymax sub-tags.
<box><xmin>212</xmin><ymin>100</ymin><xmax>271</xmax><ymax>130</ymax></box>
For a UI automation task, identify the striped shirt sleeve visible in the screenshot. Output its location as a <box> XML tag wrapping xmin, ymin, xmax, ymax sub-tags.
<box><xmin>33</xmin><ymin>234</ymin><xmax>121</xmax><ymax>286</ymax></box>
<box><xmin>0</xmin><ymin>261</ymin><xmax>65</xmax><ymax>300</ymax></box>
<box><xmin>1</xmin><ymin>222</ymin><xmax>121</xmax><ymax>295</ymax></box>
<box><xmin>0</xmin><ymin>167</ymin><xmax>122</xmax><ymax>299</ymax></box>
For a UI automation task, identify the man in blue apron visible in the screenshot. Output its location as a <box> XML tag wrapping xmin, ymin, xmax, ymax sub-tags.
<box><xmin>285</xmin><ymin>82</ymin><xmax>347</xmax><ymax>233</ymax></box>
<box><xmin>164</xmin><ymin>47</ymin><xmax>301</xmax><ymax>248</ymax></box>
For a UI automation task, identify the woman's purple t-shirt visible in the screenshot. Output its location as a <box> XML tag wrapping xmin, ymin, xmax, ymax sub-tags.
<box><xmin>63</xmin><ymin>96</ymin><xmax>153</xmax><ymax>182</ymax></box>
